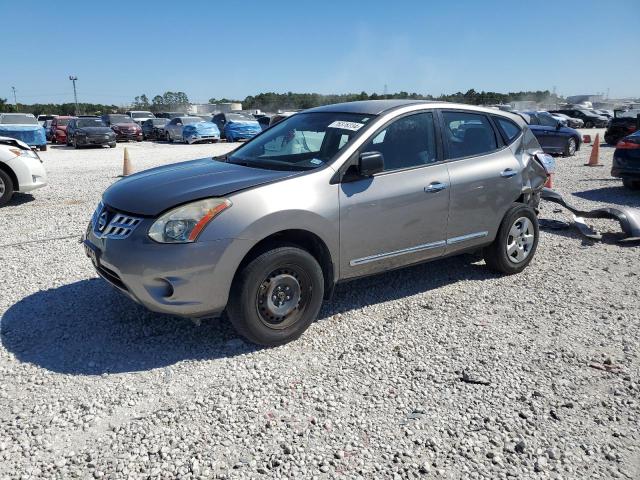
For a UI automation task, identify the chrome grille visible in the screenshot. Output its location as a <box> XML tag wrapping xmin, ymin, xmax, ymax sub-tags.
<box><xmin>91</xmin><ymin>202</ymin><xmax>142</xmax><ymax>240</ymax></box>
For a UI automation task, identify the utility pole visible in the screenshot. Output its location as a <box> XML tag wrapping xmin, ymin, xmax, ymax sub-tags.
<box><xmin>69</xmin><ymin>75</ymin><xmax>78</xmax><ymax>114</ymax></box>
<box><xmin>11</xmin><ymin>86</ymin><xmax>17</xmax><ymax>108</ymax></box>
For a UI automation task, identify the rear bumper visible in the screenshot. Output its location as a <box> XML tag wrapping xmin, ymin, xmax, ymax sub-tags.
<box><xmin>611</xmin><ymin>167</ymin><xmax>640</xmax><ymax>180</ymax></box>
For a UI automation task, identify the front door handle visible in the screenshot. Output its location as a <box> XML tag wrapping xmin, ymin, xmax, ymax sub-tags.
<box><xmin>500</xmin><ymin>168</ymin><xmax>517</xmax><ymax>178</ymax></box>
<box><xmin>424</xmin><ymin>182</ymin><xmax>448</xmax><ymax>193</ymax></box>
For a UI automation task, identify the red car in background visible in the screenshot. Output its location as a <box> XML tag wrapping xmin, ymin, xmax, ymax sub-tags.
<box><xmin>50</xmin><ymin>116</ymin><xmax>75</xmax><ymax>144</ymax></box>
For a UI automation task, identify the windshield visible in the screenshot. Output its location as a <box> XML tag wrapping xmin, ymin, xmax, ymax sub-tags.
<box><xmin>109</xmin><ymin>115</ymin><xmax>134</xmax><ymax>124</ymax></box>
<box><xmin>1</xmin><ymin>114</ymin><xmax>37</xmax><ymax>124</ymax></box>
<box><xmin>227</xmin><ymin>113</ymin><xmax>256</xmax><ymax>122</ymax></box>
<box><xmin>579</xmin><ymin>110</ymin><xmax>598</xmax><ymax>117</ymax></box>
<box><xmin>77</xmin><ymin>118</ymin><xmax>106</xmax><ymax>128</ymax></box>
<box><xmin>227</xmin><ymin>112</ymin><xmax>374</xmax><ymax>171</ymax></box>
<box><xmin>131</xmin><ymin>112</ymin><xmax>154</xmax><ymax>119</ymax></box>
<box><xmin>182</xmin><ymin>117</ymin><xmax>203</xmax><ymax>125</ymax></box>
<box><xmin>56</xmin><ymin>118</ymin><xmax>70</xmax><ymax>126</ymax></box>
<box><xmin>617</xmin><ymin>109</ymin><xmax>640</xmax><ymax>119</ymax></box>
<box><xmin>538</xmin><ymin>112</ymin><xmax>559</xmax><ymax>127</ymax></box>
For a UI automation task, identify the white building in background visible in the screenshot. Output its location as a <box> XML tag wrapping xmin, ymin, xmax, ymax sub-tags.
<box><xmin>188</xmin><ymin>102</ymin><xmax>242</xmax><ymax>115</ymax></box>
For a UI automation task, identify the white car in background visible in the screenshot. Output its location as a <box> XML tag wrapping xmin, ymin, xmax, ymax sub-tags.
<box><xmin>0</xmin><ymin>136</ymin><xmax>47</xmax><ymax>206</ymax></box>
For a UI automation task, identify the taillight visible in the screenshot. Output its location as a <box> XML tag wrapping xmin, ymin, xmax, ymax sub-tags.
<box><xmin>616</xmin><ymin>140</ymin><xmax>640</xmax><ymax>150</ymax></box>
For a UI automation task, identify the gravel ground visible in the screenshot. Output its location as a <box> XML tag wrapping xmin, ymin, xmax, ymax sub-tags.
<box><xmin>1</xmin><ymin>133</ymin><xmax>639</xmax><ymax>479</ymax></box>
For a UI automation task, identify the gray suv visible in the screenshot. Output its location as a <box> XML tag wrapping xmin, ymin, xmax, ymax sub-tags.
<box><xmin>83</xmin><ymin>100</ymin><xmax>548</xmax><ymax>345</ymax></box>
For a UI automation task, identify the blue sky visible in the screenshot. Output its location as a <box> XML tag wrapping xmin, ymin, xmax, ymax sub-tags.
<box><xmin>2</xmin><ymin>0</ymin><xmax>638</xmax><ymax>105</ymax></box>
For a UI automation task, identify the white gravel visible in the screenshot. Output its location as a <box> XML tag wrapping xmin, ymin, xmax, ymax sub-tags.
<box><xmin>1</xmin><ymin>133</ymin><xmax>639</xmax><ymax>479</ymax></box>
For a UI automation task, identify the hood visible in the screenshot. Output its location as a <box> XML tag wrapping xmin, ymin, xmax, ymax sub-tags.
<box><xmin>183</xmin><ymin>122</ymin><xmax>220</xmax><ymax>136</ymax></box>
<box><xmin>112</xmin><ymin>122</ymin><xmax>140</xmax><ymax>129</ymax></box>
<box><xmin>0</xmin><ymin>125</ymin><xmax>47</xmax><ymax>145</ymax></box>
<box><xmin>102</xmin><ymin>158</ymin><xmax>296</xmax><ymax>216</ymax></box>
<box><xmin>224</xmin><ymin>120</ymin><xmax>261</xmax><ymax>136</ymax></box>
<box><xmin>77</xmin><ymin>126</ymin><xmax>113</xmax><ymax>134</ymax></box>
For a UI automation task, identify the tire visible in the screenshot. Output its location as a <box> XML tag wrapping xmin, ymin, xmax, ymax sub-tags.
<box><xmin>622</xmin><ymin>178</ymin><xmax>640</xmax><ymax>190</ymax></box>
<box><xmin>109</xmin><ymin>143</ymin><xmax>116</xmax><ymax>148</ymax></box>
<box><xmin>0</xmin><ymin>169</ymin><xmax>15</xmax><ymax>207</ymax></box>
<box><xmin>166</xmin><ymin>131</ymin><xmax>173</xmax><ymax>143</ymax></box>
<box><xmin>73</xmin><ymin>137</ymin><xmax>79</xmax><ymax>149</ymax></box>
<box><xmin>585</xmin><ymin>121</ymin><xmax>593</xmax><ymax>129</ymax></box>
<box><xmin>66</xmin><ymin>136</ymin><xmax>71</xmax><ymax>147</ymax></box>
<box><xmin>564</xmin><ymin>137</ymin><xmax>577</xmax><ymax>157</ymax></box>
<box><xmin>51</xmin><ymin>136</ymin><xmax>56</xmax><ymax>145</ymax></box>
<box><xmin>226</xmin><ymin>246</ymin><xmax>325</xmax><ymax>346</ymax></box>
<box><xmin>39</xmin><ymin>145</ymin><xmax>47</xmax><ymax>152</ymax></box>
<box><xmin>483</xmin><ymin>203</ymin><xmax>539</xmax><ymax>275</ymax></box>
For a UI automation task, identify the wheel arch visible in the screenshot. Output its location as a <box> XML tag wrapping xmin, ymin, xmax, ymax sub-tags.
<box><xmin>232</xmin><ymin>229</ymin><xmax>336</xmax><ymax>300</ymax></box>
<box><xmin>0</xmin><ymin>161</ymin><xmax>19</xmax><ymax>191</ymax></box>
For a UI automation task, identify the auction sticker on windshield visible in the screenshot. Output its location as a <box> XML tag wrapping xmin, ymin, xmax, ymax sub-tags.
<box><xmin>328</xmin><ymin>120</ymin><xmax>365</xmax><ymax>131</ymax></box>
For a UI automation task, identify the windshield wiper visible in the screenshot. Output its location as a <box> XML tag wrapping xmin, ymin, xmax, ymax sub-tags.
<box><xmin>227</xmin><ymin>157</ymin><xmax>313</xmax><ymax>171</ymax></box>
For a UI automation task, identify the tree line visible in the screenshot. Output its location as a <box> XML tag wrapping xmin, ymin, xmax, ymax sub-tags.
<box><xmin>1</xmin><ymin>89</ymin><xmax>559</xmax><ymax>116</ymax></box>
<box><xmin>240</xmin><ymin>89</ymin><xmax>560</xmax><ymax>111</ymax></box>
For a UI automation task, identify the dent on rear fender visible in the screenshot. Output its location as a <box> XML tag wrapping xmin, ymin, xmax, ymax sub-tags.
<box><xmin>510</xmin><ymin>132</ymin><xmax>547</xmax><ymax>205</ymax></box>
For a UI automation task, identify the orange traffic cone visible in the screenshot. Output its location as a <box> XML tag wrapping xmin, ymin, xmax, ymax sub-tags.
<box><xmin>122</xmin><ymin>147</ymin><xmax>133</xmax><ymax>176</ymax></box>
<box><xmin>544</xmin><ymin>173</ymin><xmax>553</xmax><ymax>188</ymax></box>
<box><xmin>584</xmin><ymin>133</ymin><xmax>602</xmax><ymax>167</ymax></box>
<box><xmin>583</xmin><ymin>134</ymin><xmax>592</xmax><ymax>144</ymax></box>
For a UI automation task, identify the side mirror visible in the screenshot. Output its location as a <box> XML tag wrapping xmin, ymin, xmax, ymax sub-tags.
<box><xmin>358</xmin><ymin>151</ymin><xmax>384</xmax><ymax>177</ymax></box>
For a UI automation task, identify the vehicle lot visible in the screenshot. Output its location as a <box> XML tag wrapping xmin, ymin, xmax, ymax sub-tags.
<box><xmin>1</xmin><ymin>132</ymin><xmax>639</xmax><ymax>478</ymax></box>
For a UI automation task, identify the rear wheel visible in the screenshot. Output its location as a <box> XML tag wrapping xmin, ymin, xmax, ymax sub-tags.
<box><xmin>227</xmin><ymin>246</ymin><xmax>324</xmax><ymax>346</ymax></box>
<box><xmin>0</xmin><ymin>169</ymin><xmax>15</xmax><ymax>207</ymax></box>
<box><xmin>622</xmin><ymin>178</ymin><xmax>640</xmax><ymax>190</ymax></box>
<box><xmin>39</xmin><ymin>145</ymin><xmax>47</xmax><ymax>152</ymax></box>
<box><xmin>564</xmin><ymin>137</ymin><xmax>577</xmax><ymax>157</ymax></box>
<box><xmin>483</xmin><ymin>204</ymin><xmax>539</xmax><ymax>274</ymax></box>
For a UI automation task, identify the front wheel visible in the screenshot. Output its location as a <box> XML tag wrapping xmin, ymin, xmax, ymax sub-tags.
<box><xmin>39</xmin><ymin>145</ymin><xmax>47</xmax><ymax>152</ymax></box>
<box><xmin>226</xmin><ymin>246</ymin><xmax>325</xmax><ymax>346</ymax></box>
<box><xmin>584</xmin><ymin>121</ymin><xmax>594</xmax><ymax>128</ymax></box>
<box><xmin>564</xmin><ymin>137</ymin><xmax>577</xmax><ymax>157</ymax></box>
<box><xmin>622</xmin><ymin>178</ymin><xmax>640</xmax><ymax>190</ymax></box>
<box><xmin>483</xmin><ymin>204</ymin><xmax>539</xmax><ymax>274</ymax></box>
<box><xmin>0</xmin><ymin>169</ymin><xmax>15</xmax><ymax>207</ymax></box>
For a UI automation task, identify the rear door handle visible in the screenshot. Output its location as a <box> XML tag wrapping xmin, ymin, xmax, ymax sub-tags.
<box><xmin>500</xmin><ymin>168</ymin><xmax>517</xmax><ymax>178</ymax></box>
<box><xmin>424</xmin><ymin>182</ymin><xmax>448</xmax><ymax>193</ymax></box>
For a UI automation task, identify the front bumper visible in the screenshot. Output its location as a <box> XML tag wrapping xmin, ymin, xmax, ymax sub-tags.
<box><xmin>77</xmin><ymin>135</ymin><xmax>115</xmax><ymax>146</ymax></box>
<box><xmin>84</xmin><ymin>217</ymin><xmax>249</xmax><ymax>318</ymax></box>
<box><xmin>113</xmin><ymin>131</ymin><xmax>143</xmax><ymax>141</ymax></box>
<box><xmin>186</xmin><ymin>135</ymin><xmax>220</xmax><ymax>144</ymax></box>
<box><xmin>53</xmin><ymin>131</ymin><xmax>67</xmax><ymax>142</ymax></box>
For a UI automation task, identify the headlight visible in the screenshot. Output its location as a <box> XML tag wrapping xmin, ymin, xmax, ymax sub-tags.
<box><xmin>148</xmin><ymin>198</ymin><xmax>232</xmax><ymax>243</ymax></box>
<box><xmin>9</xmin><ymin>148</ymin><xmax>39</xmax><ymax>160</ymax></box>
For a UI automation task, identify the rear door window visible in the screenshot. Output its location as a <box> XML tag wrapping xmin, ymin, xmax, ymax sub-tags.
<box><xmin>441</xmin><ymin>111</ymin><xmax>498</xmax><ymax>159</ymax></box>
<box><xmin>493</xmin><ymin>116</ymin><xmax>522</xmax><ymax>143</ymax></box>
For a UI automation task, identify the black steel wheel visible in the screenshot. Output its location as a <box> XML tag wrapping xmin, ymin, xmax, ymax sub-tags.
<box><xmin>227</xmin><ymin>246</ymin><xmax>324</xmax><ymax>346</ymax></box>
